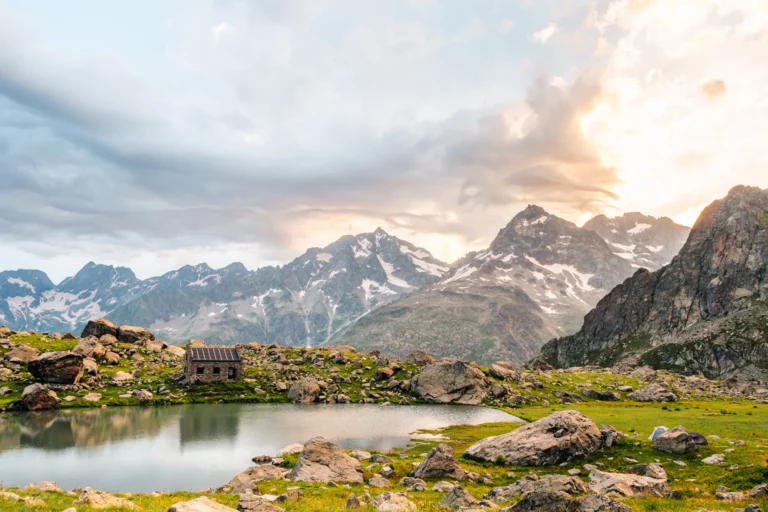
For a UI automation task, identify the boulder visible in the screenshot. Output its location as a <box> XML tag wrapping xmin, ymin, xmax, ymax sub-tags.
<box><xmin>0</xmin><ymin>325</ymin><xmax>11</xmax><ymax>338</ymax></box>
<box><xmin>73</xmin><ymin>337</ymin><xmax>107</xmax><ymax>359</ymax></box>
<box><xmin>485</xmin><ymin>474</ymin><xmax>590</xmax><ymax>503</ymax></box>
<box><xmin>135</xmin><ymin>390</ymin><xmax>153</xmax><ymax>403</ymax></box>
<box><xmin>83</xmin><ymin>358</ymin><xmax>99</xmax><ymax>375</ymax></box>
<box><xmin>628</xmin><ymin>383</ymin><xmax>676</xmax><ymax>403</ymax></box>
<box><xmin>375</xmin><ymin>367</ymin><xmax>394</xmax><ymax>381</ymax></box>
<box><xmin>226</xmin><ymin>465</ymin><xmax>287</xmax><ymax>493</ymax></box>
<box><xmin>237</xmin><ymin>494</ymin><xmax>283</xmax><ymax>512</ymax></box>
<box><xmin>28</xmin><ymin>351</ymin><xmax>84</xmax><ymax>384</ymax></box>
<box><xmin>25</xmin><ymin>481</ymin><xmax>64</xmax><ymax>492</ymax></box>
<box><xmin>370</xmin><ymin>475</ymin><xmax>391</xmax><ymax>488</ymax></box>
<box><xmin>588</xmin><ymin>469</ymin><xmax>670</xmax><ymax>497</ymax></box>
<box><xmin>509</xmin><ymin>491</ymin><xmax>633</xmax><ymax>512</ymax></box>
<box><xmin>83</xmin><ymin>392</ymin><xmax>102</xmax><ymax>402</ymax></box>
<box><xmin>117</xmin><ymin>325</ymin><xmax>155</xmax><ymax>344</ymax></box>
<box><xmin>346</xmin><ymin>493</ymin><xmax>362</xmax><ymax>509</ymax></box>
<box><xmin>412</xmin><ymin>444</ymin><xmax>468</xmax><ymax>481</ymax></box>
<box><xmin>286</xmin><ymin>436</ymin><xmax>364</xmax><ymax>483</ymax></box>
<box><xmin>437</xmin><ymin>485</ymin><xmax>478</xmax><ymax>510</ymax></box>
<box><xmin>599</xmin><ymin>425</ymin><xmax>622</xmax><ymax>448</ymax></box>
<box><xmin>371</xmin><ymin>492</ymin><xmax>417</xmax><ymax>511</ymax></box>
<box><xmin>625</xmin><ymin>464</ymin><xmax>667</xmax><ymax>480</ymax></box>
<box><xmin>406</xmin><ymin>351</ymin><xmax>436</xmax><ymax>366</ymax></box>
<box><xmin>583</xmin><ymin>389</ymin><xmax>620</xmax><ymax>401</ymax></box>
<box><xmin>166</xmin><ymin>345</ymin><xmax>186</xmax><ymax>358</ymax></box>
<box><xmin>488</xmin><ymin>362</ymin><xmax>518</xmax><ymax>381</ymax></box>
<box><xmin>5</xmin><ymin>344</ymin><xmax>39</xmax><ymax>363</ymax></box>
<box><xmin>188</xmin><ymin>339</ymin><xmax>207</xmax><ymax>348</ymax></box>
<box><xmin>99</xmin><ymin>333</ymin><xmax>118</xmax><ymax>345</ymax></box>
<box><xmin>75</xmin><ymin>487</ymin><xmax>136</xmax><ymax>509</ymax></box>
<box><xmin>411</xmin><ymin>360</ymin><xmax>487</xmax><ymax>405</ymax></box>
<box><xmin>81</xmin><ymin>318</ymin><xmax>118</xmax><ymax>339</ymax></box>
<box><xmin>464</xmin><ymin>410</ymin><xmax>603</xmax><ymax>466</ymax></box>
<box><xmin>168</xmin><ymin>496</ymin><xmax>238</xmax><ymax>512</ymax></box>
<box><xmin>654</xmin><ymin>426</ymin><xmax>696</xmax><ymax>454</ymax></box>
<box><xmin>21</xmin><ymin>383</ymin><xmax>60</xmax><ymax>411</ymax></box>
<box><xmin>105</xmin><ymin>352</ymin><xmax>120</xmax><ymax>365</ymax></box>
<box><xmin>287</xmin><ymin>378</ymin><xmax>321</xmax><ymax>403</ymax></box>
<box><xmin>113</xmin><ymin>371</ymin><xmax>135</xmax><ymax>382</ymax></box>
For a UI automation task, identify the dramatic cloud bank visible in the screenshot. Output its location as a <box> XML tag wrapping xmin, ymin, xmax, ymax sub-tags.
<box><xmin>1</xmin><ymin>0</ymin><xmax>767</xmax><ymax>280</ymax></box>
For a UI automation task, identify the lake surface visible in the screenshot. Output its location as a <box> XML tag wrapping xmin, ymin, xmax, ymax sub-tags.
<box><xmin>0</xmin><ymin>403</ymin><xmax>522</xmax><ymax>492</ymax></box>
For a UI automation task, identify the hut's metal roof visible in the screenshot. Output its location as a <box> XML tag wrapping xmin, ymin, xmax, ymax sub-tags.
<box><xmin>188</xmin><ymin>347</ymin><xmax>241</xmax><ymax>362</ymax></box>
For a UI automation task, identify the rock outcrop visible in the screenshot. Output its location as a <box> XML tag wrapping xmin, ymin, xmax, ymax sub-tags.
<box><xmin>410</xmin><ymin>360</ymin><xmax>487</xmax><ymax>404</ymax></box>
<box><xmin>74</xmin><ymin>487</ymin><xmax>136</xmax><ymax>509</ymax></box>
<box><xmin>540</xmin><ymin>185</ymin><xmax>768</xmax><ymax>379</ymax></box>
<box><xmin>628</xmin><ymin>383</ymin><xmax>676</xmax><ymax>403</ymax></box>
<box><xmin>464</xmin><ymin>410</ymin><xmax>604</xmax><ymax>466</ymax></box>
<box><xmin>286</xmin><ymin>437</ymin><xmax>364</xmax><ymax>483</ymax></box>
<box><xmin>412</xmin><ymin>444</ymin><xmax>468</xmax><ymax>481</ymax></box>
<box><xmin>5</xmin><ymin>344</ymin><xmax>39</xmax><ymax>363</ymax></box>
<box><xmin>28</xmin><ymin>351</ymin><xmax>84</xmax><ymax>384</ymax></box>
<box><xmin>21</xmin><ymin>383</ymin><xmax>60</xmax><ymax>411</ymax></box>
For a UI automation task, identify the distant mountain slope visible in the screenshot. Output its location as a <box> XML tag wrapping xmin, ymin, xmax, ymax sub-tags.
<box><xmin>584</xmin><ymin>212</ymin><xmax>689</xmax><ymax>270</ymax></box>
<box><xmin>335</xmin><ymin>206</ymin><xmax>639</xmax><ymax>365</ymax></box>
<box><xmin>539</xmin><ymin>185</ymin><xmax>768</xmax><ymax>379</ymax></box>
<box><xmin>109</xmin><ymin>228</ymin><xmax>449</xmax><ymax>346</ymax></box>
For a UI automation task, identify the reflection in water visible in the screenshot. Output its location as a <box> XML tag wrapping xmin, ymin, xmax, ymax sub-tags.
<box><xmin>0</xmin><ymin>404</ymin><xmax>521</xmax><ymax>492</ymax></box>
<box><xmin>179</xmin><ymin>408</ymin><xmax>239</xmax><ymax>447</ymax></box>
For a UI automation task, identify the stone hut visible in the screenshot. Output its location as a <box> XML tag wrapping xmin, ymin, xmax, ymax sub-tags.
<box><xmin>184</xmin><ymin>347</ymin><xmax>243</xmax><ymax>384</ymax></box>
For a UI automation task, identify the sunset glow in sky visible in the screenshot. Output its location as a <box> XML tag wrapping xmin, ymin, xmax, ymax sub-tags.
<box><xmin>2</xmin><ymin>0</ymin><xmax>768</xmax><ymax>281</ymax></box>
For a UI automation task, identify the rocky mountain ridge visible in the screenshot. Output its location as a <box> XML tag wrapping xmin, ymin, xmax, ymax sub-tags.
<box><xmin>1</xmin><ymin>229</ymin><xmax>449</xmax><ymax>347</ymax></box>
<box><xmin>334</xmin><ymin>207</ymin><xmax>688</xmax><ymax>364</ymax></box>
<box><xmin>539</xmin><ymin>185</ymin><xmax>768</xmax><ymax>379</ymax></box>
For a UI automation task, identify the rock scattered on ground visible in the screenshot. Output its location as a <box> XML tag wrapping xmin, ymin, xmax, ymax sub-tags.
<box><xmin>410</xmin><ymin>360</ymin><xmax>487</xmax><ymax>405</ymax></box>
<box><xmin>412</xmin><ymin>444</ymin><xmax>468</xmax><ymax>481</ymax></box>
<box><xmin>286</xmin><ymin>436</ymin><xmax>364</xmax><ymax>483</ymax></box>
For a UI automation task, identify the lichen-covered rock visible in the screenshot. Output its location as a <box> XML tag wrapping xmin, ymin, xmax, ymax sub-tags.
<box><xmin>411</xmin><ymin>360</ymin><xmax>487</xmax><ymax>405</ymax></box>
<box><xmin>628</xmin><ymin>383</ymin><xmax>677</xmax><ymax>403</ymax></box>
<box><xmin>81</xmin><ymin>318</ymin><xmax>118</xmax><ymax>339</ymax></box>
<box><xmin>21</xmin><ymin>383</ymin><xmax>60</xmax><ymax>411</ymax></box>
<box><xmin>28</xmin><ymin>351</ymin><xmax>84</xmax><ymax>384</ymax></box>
<box><xmin>412</xmin><ymin>444</ymin><xmax>468</xmax><ymax>481</ymax></box>
<box><xmin>286</xmin><ymin>436</ymin><xmax>363</xmax><ymax>483</ymax></box>
<box><xmin>464</xmin><ymin>410</ymin><xmax>603</xmax><ymax>466</ymax></box>
<box><xmin>654</xmin><ymin>426</ymin><xmax>696</xmax><ymax>454</ymax></box>
<box><xmin>117</xmin><ymin>325</ymin><xmax>155</xmax><ymax>344</ymax></box>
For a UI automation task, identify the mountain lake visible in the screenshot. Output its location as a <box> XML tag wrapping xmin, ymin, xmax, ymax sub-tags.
<box><xmin>0</xmin><ymin>403</ymin><xmax>522</xmax><ymax>492</ymax></box>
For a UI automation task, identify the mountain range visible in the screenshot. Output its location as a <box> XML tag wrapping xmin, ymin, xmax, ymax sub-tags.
<box><xmin>1</xmin><ymin>210</ymin><xmax>688</xmax><ymax>364</ymax></box>
<box><xmin>539</xmin><ymin>185</ymin><xmax>768</xmax><ymax>379</ymax></box>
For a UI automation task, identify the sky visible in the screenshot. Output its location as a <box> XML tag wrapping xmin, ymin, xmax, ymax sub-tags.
<box><xmin>2</xmin><ymin>0</ymin><xmax>768</xmax><ymax>282</ymax></box>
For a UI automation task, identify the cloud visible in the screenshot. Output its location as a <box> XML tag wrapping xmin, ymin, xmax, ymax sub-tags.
<box><xmin>530</xmin><ymin>23</ymin><xmax>559</xmax><ymax>43</ymax></box>
<box><xmin>701</xmin><ymin>79</ymin><xmax>727</xmax><ymax>100</ymax></box>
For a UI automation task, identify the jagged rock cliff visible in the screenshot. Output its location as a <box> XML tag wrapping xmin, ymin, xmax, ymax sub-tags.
<box><xmin>539</xmin><ymin>185</ymin><xmax>768</xmax><ymax>379</ymax></box>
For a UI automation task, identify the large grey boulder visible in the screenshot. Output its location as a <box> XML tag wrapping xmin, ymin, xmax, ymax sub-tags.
<box><xmin>411</xmin><ymin>360</ymin><xmax>487</xmax><ymax>405</ymax></box>
<box><xmin>287</xmin><ymin>377</ymin><xmax>321</xmax><ymax>404</ymax></box>
<box><xmin>464</xmin><ymin>410</ymin><xmax>604</xmax><ymax>466</ymax></box>
<box><xmin>81</xmin><ymin>318</ymin><xmax>117</xmax><ymax>339</ymax></box>
<box><xmin>412</xmin><ymin>444</ymin><xmax>468</xmax><ymax>481</ymax></box>
<box><xmin>654</xmin><ymin>426</ymin><xmax>696</xmax><ymax>454</ymax></box>
<box><xmin>588</xmin><ymin>469</ymin><xmax>669</xmax><ymax>497</ymax></box>
<box><xmin>225</xmin><ymin>465</ymin><xmax>287</xmax><ymax>493</ymax></box>
<box><xmin>117</xmin><ymin>325</ymin><xmax>155</xmax><ymax>344</ymax></box>
<box><xmin>5</xmin><ymin>344</ymin><xmax>39</xmax><ymax>363</ymax></box>
<box><xmin>628</xmin><ymin>383</ymin><xmax>676</xmax><ymax>403</ymax></box>
<box><xmin>28</xmin><ymin>351</ymin><xmax>84</xmax><ymax>384</ymax></box>
<box><xmin>286</xmin><ymin>436</ymin><xmax>363</xmax><ymax>483</ymax></box>
<box><xmin>73</xmin><ymin>337</ymin><xmax>107</xmax><ymax>359</ymax></box>
<box><xmin>485</xmin><ymin>474</ymin><xmax>589</xmax><ymax>503</ymax></box>
<box><xmin>21</xmin><ymin>384</ymin><xmax>60</xmax><ymax>411</ymax></box>
<box><xmin>168</xmin><ymin>496</ymin><xmax>237</xmax><ymax>511</ymax></box>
